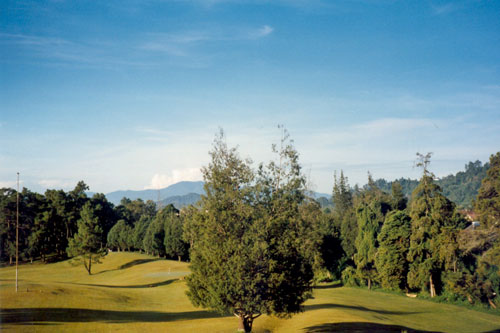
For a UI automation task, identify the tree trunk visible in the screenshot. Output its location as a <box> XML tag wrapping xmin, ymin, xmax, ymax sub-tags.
<box><xmin>368</xmin><ymin>278</ymin><xmax>371</xmax><ymax>290</ymax></box>
<box><xmin>429</xmin><ymin>275</ymin><xmax>435</xmax><ymax>298</ymax></box>
<box><xmin>178</xmin><ymin>255</ymin><xmax>181</xmax><ymax>262</ymax></box>
<box><xmin>88</xmin><ymin>254</ymin><xmax>92</xmax><ymax>275</ymax></box>
<box><xmin>238</xmin><ymin>315</ymin><xmax>253</xmax><ymax>333</ymax></box>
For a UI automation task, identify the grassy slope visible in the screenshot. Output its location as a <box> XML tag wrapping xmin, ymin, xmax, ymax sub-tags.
<box><xmin>0</xmin><ymin>252</ymin><xmax>498</xmax><ymax>333</ymax></box>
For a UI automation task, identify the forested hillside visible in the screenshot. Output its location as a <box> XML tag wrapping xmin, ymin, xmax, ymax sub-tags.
<box><xmin>374</xmin><ymin>160</ymin><xmax>489</xmax><ymax>209</ymax></box>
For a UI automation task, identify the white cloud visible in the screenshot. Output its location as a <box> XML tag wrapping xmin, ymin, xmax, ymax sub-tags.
<box><xmin>145</xmin><ymin>168</ymin><xmax>202</xmax><ymax>189</ymax></box>
<box><xmin>38</xmin><ymin>179</ymin><xmax>73</xmax><ymax>189</ymax></box>
<box><xmin>0</xmin><ymin>181</ymin><xmax>20</xmax><ymax>188</ymax></box>
<box><xmin>250</xmin><ymin>25</ymin><xmax>274</xmax><ymax>39</ymax></box>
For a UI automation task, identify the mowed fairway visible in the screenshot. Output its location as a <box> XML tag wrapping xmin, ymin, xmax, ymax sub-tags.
<box><xmin>0</xmin><ymin>253</ymin><xmax>499</xmax><ymax>333</ymax></box>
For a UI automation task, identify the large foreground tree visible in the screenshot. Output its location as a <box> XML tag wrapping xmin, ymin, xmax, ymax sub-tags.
<box><xmin>185</xmin><ymin>129</ymin><xmax>314</xmax><ymax>332</ymax></box>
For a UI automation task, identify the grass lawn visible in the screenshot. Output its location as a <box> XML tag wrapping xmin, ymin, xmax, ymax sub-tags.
<box><xmin>0</xmin><ymin>252</ymin><xmax>499</xmax><ymax>332</ymax></box>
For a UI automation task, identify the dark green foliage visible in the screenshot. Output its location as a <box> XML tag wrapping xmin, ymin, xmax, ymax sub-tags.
<box><xmin>441</xmin><ymin>161</ymin><xmax>489</xmax><ymax>209</ymax></box>
<box><xmin>314</xmin><ymin>205</ymin><xmax>344</xmax><ymax>279</ymax></box>
<box><xmin>67</xmin><ymin>202</ymin><xmax>106</xmax><ymax>274</ymax></box>
<box><xmin>340</xmin><ymin>209</ymin><xmax>357</xmax><ymax>260</ymax></box>
<box><xmin>107</xmin><ymin>220</ymin><xmax>132</xmax><ymax>251</ymax></box>
<box><xmin>115</xmin><ymin>198</ymin><xmax>156</xmax><ymax>224</ymax></box>
<box><xmin>375</xmin><ymin>160</ymin><xmax>489</xmax><ymax>209</ymax></box>
<box><xmin>451</xmin><ymin>227</ymin><xmax>500</xmax><ymax>307</ymax></box>
<box><xmin>90</xmin><ymin>193</ymin><xmax>116</xmax><ymax>246</ymax></box>
<box><xmin>391</xmin><ymin>182</ymin><xmax>407</xmax><ymax>211</ymax></box>
<box><xmin>132</xmin><ymin>215</ymin><xmax>151</xmax><ymax>251</ymax></box>
<box><xmin>331</xmin><ymin>171</ymin><xmax>358</xmax><ymax>262</ymax></box>
<box><xmin>407</xmin><ymin>153</ymin><xmax>462</xmax><ymax>297</ymax></box>
<box><xmin>375</xmin><ymin>210</ymin><xmax>411</xmax><ymax>290</ymax></box>
<box><xmin>164</xmin><ymin>207</ymin><xmax>187</xmax><ymax>261</ymax></box>
<box><xmin>474</xmin><ymin>152</ymin><xmax>500</xmax><ymax>228</ymax></box>
<box><xmin>143</xmin><ymin>205</ymin><xmax>176</xmax><ymax>257</ymax></box>
<box><xmin>332</xmin><ymin>171</ymin><xmax>352</xmax><ymax>218</ymax></box>
<box><xmin>186</xmin><ymin>129</ymin><xmax>314</xmax><ymax>332</ymax></box>
<box><xmin>354</xmin><ymin>203</ymin><xmax>379</xmax><ymax>289</ymax></box>
<box><xmin>0</xmin><ymin>188</ymin><xmax>17</xmax><ymax>263</ymax></box>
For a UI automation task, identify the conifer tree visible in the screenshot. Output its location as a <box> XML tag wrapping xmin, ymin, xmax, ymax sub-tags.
<box><xmin>164</xmin><ymin>208</ymin><xmax>187</xmax><ymax>261</ymax></box>
<box><xmin>407</xmin><ymin>153</ymin><xmax>458</xmax><ymax>297</ymax></box>
<box><xmin>391</xmin><ymin>181</ymin><xmax>407</xmax><ymax>211</ymax></box>
<box><xmin>375</xmin><ymin>210</ymin><xmax>411</xmax><ymax>290</ymax></box>
<box><xmin>354</xmin><ymin>203</ymin><xmax>379</xmax><ymax>289</ymax></box>
<box><xmin>332</xmin><ymin>171</ymin><xmax>358</xmax><ymax>260</ymax></box>
<box><xmin>67</xmin><ymin>202</ymin><xmax>106</xmax><ymax>274</ymax></box>
<box><xmin>474</xmin><ymin>152</ymin><xmax>500</xmax><ymax>228</ymax></box>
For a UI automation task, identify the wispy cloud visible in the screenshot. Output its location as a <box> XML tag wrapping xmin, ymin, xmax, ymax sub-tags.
<box><xmin>431</xmin><ymin>2</ymin><xmax>463</xmax><ymax>15</ymax></box>
<box><xmin>249</xmin><ymin>25</ymin><xmax>274</xmax><ymax>39</ymax></box>
<box><xmin>139</xmin><ymin>24</ymin><xmax>273</xmax><ymax>57</ymax></box>
<box><xmin>0</xmin><ymin>33</ymin><xmax>151</xmax><ymax>68</ymax></box>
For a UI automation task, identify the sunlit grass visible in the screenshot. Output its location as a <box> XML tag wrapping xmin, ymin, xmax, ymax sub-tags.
<box><xmin>0</xmin><ymin>252</ymin><xmax>498</xmax><ymax>332</ymax></box>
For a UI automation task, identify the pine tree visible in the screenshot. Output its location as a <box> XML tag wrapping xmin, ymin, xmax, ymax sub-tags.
<box><xmin>67</xmin><ymin>202</ymin><xmax>106</xmax><ymax>274</ymax></box>
<box><xmin>354</xmin><ymin>203</ymin><xmax>379</xmax><ymax>289</ymax></box>
<box><xmin>407</xmin><ymin>153</ymin><xmax>458</xmax><ymax>297</ymax></box>
<box><xmin>375</xmin><ymin>210</ymin><xmax>411</xmax><ymax>290</ymax></box>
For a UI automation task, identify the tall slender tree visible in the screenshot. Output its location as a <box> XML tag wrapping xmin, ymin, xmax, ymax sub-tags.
<box><xmin>407</xmin><ymin>153</ymin><xmax>459</xmax><ymax>297</ymax></box>
<box><xmin>375</xmin><ymin>210</ymin><xmax>411</xmax><ymax>290</ymax></box>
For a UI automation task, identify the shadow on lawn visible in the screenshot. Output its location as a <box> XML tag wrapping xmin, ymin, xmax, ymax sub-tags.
<box><xmin>0</xmin><ymin>308</ymin><xmax>227</xmax><ymax>325</ymax></box>
<box><xmin>304</xmin><ymin>303</ymin><xmax>423</xmax><ymax>316</ymax></box>
<box><xmin>304</xmin><ymin>322</ymin><xmax>440</xmax><ymax>332</ymax></box>
<box><xmin>95</xmin><ymin>258</ymin><xmax>161</xmax><ymax>275</ymax></box>
<box><xmin>313</xmin><ymin>282</ymin><xmax>343</xmax><ymax>289</ymax></box>
<box><xmin>66</xmin><ymin>279</ymin><xmax>175</xmax><ymax>289</ymax></box>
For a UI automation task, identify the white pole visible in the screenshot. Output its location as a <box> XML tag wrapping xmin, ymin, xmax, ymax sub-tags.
<box><xmin>16</xmin><ymin>172</ymin><xmax>19</xmax><ymax>293</ymax></box>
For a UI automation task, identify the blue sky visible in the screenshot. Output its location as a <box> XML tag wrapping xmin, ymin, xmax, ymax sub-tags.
<box><xmin>1</xmin><ymin>0</ymin><xmax>499</xmax><ymax>194</ymax></box>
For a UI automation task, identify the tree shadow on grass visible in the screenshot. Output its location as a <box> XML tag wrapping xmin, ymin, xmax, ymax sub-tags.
<box><xmin>304</xmin><ymin>322</ymin><xmax>441</xmax><ymax>332</ymax></box>
<box><xmin>313</xmin><ymin>282</ymin><xmax>343</xmax><ymax>289</ymax></box>
<box><xmin>0</xmin><ymin>308</ymin><xmax>228</xmax><ymax>325</ymax></box>
<box><xmin>118</xmin><ymin>259</ymin><xmax>161</xmax><ymax>270</ymax></box>
<box><xmin>65</xmin><ymin>279</ymin><xmax>176</xmax><ymax>289</ymax></box>
<box><xmin>95</xmin><ymin>258</ymin><xmax>161</xmax><ymax>275</ymax></box>
<box><xmin>304</xmin><ymin>303</ymin><xmax>424</xmax><ymax>316</ymax></box>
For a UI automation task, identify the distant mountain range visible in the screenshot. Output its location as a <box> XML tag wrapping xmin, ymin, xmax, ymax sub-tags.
<box><xmin>104</xmin><ymin>181</ymin><xmax>204</xmax><ymax>206</ymax></box>
<box><xmin>93</xmin><ymin>159</ymin><xmax>487</xmax><ymax>210</ymax></box>
<box><xmin>159</xmin><ymin>193</ymin><xmax>202</xmax><ymax>209</ymax></box>
<box><xmin>101</xmin><ymin>181</ymin><xmax>331</xmax><ymax>209</ymax></box>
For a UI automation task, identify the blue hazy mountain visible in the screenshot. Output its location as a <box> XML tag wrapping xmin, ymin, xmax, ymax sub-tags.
<box><xmin>105</xmin><ymin>181</ymin><xmax>204</xmax><ymax>205</ymax></box>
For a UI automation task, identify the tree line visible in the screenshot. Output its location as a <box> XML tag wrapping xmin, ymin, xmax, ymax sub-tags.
<box><xmin>330</xmin><ymin>152</ymin><xmax>499</xmax><ymax>309</ymax></box>
<box><xmin>0</xmin><ymin>183</ymin><xmax>188</xmax><ymax>273</ymax></box>
<box><xmin>1</xmin><ymin>131</ymin><xmax>498</xmax><ymax>332</ymax></box>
